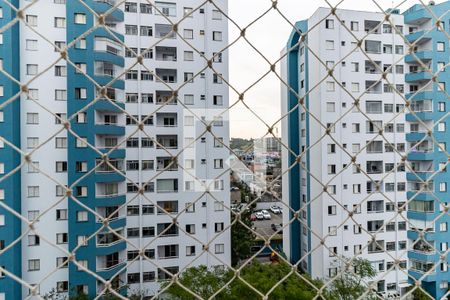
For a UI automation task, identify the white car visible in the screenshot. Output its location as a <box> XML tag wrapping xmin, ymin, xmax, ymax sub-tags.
<box><xmin>255</xmin><ymin>211</ymin><xmax>264</xmax><ymax>220</ymax></box>
<box><xmin>270</xmin><ymin>205</ymin><xmax>282</xmax><ymax>214</ymax></box>
<box><xmin>261</xmin><ymin>210</ymin><xmax>271</xmax><ymax>220</ymax></box>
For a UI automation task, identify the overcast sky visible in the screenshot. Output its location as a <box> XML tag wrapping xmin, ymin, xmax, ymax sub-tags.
<box><xmin>227</xmin><ymin>0</ymin><xmax>434</xmax><ymax>139</ymax></box>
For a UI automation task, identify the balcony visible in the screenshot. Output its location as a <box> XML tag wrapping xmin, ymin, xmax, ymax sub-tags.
<box><xmin>94</xmin><ymin>124</ymin><xmax>125</xmax><ymax>136</ymax></box>
<box><xmin>96</xmin><ymin>182</ymin><xmax>125</xmax><ymax>198</ymax></box>
<box><xmin>156</xmin><ymin>135</ymin><xmax>178</xmax><ymax>149</ymax></box>
<box><xmin>155</xmin><ymin>24</ymin><xmax>176</xmax><ymax>39</ymax></box>
<box><xmin>410</xmin><ymin>100</ymin><xmax>432</xmax><ymax>113</ymax></box>
<box><xmin>365</xmin><ymin>60</ymin><xmax>382</xmax><ymax>74</ymax></box>
<box><xmin>157</xmin><ymin>245</ymin><xmax>179</xmax><ymax>259</ymax></box>
<box><xmin>92</xmin><ymin>0</ymin><xmax>124</xmax><ymax>22</ymax></box>
<box><xmin>406</xmin><ymin>30</ymin><xmax>432</xmax><ymax>44</ymax></box>
<box><xmin>404</xmin><ymin>5</ymin><xmax>432</xmax><ymax>25</ymax></box>
<box><xmin>156</xmin><ymin>68</ymin><xmax>177</xmax><ymax>83</ymax></box>
<box><xmin>95</xmin><ymin>61</ymin><xmax>121</xmax><ymax>78</ymax></box>
<box><xmin>157</xmin><ymin>223</ymin><xmax>179</xmax><ymax>237</ymax></box>
<box><xmin>96</xmin><ymin>252</ymin><xmax>126</xmax><ymax>279</ymax></box>
<box><xmin>366</xmin><ymin>141</ymin><xmax>383</xmax><ymax>153</ymax></box>
<box><xmin>365</xmin><ymin>81</ymin><xmax>382</xmax><ymax>94</ymax></box>
<box><xmin>156</xmin><ymin>113</ymin><xmax>177</xmax><ymax>127</ymax></box>
<box><xmin>156</xmin><ymin>90</ymin><xmax>177</xmax><ymax>105</ymax></box>
<box><xmin>156</xmin><ymin>157</ymin><xmax>178</xmax><ymax>171</ymax></box>
<box><xmin>405</xmin><ymin>51</ymin><xmax>433</xmax><ymax>63</ymax></box>
<box><xmin>406</xmin><ymin>90</ymin><xmax>433</xmax><ymax>101</ymax></box>
<box><xmin>155</xmin><ymin>46</ymin><xmax>177</xmax><ymax>61</ymax></box>
<box><xmin>157</xmin><ymin>200</ymin><xmax>178</xmax><ymax>214</ymax></box>
<box><xmin>367</xmin><ymin>161</ymin><xmax>383</xmax><ymax>174</ymax></box>
<box><xmin>364</xmin><ymin>40</ymin><xmax>381</xmax><ymax>54</ymax></box>
<box><xmin>156</xmin><ymin>179</ymin><xmax>178</xmax><ymax>193</ymax></box>
<box><xmin>408</xmin><ymin>181</ymin><xmax>434</xmax><ymax>194</ymax></box>
<box><xmin>364</xmin><ymin>20</ymin><xmax>381</xmax><ymax>34</ymax></box>
<box><xmin>406</xmin><ymin>72</ymin><xmax>432</xmax><ymax>83</ymax></box>
<box><xmin>95</xmin><ymin>158</ymin><xmax>124</xmax><ymax>173</ymax></box>
<box><xmin>367</xmin><ymin>200</ymin><xmax>384</xmax><ymax>213</ymax></box>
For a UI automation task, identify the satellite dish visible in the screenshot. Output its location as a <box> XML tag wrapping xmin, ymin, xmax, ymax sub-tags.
<box><xmin>429</xmin><ymin>0</ymin><xmax>435</xmax><ymax>5</ymax></box>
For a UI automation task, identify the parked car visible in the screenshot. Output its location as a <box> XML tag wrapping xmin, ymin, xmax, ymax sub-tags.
<box><xmin>250</xmin><ymin>214</ymin><xmax>257</xmax><ymax>221</ymax></box>
<box><xmin>271</xmin><ymin>223</ymin><xmax>282</xmax><ymax>233</ymax></box>
<box><xmin>270</xmin><ymin>205</ymin><xmax>282</xmax><ymax>214</ymax></box>
<box><xmin>261</xmin><ymin>209</ymin><xmax>271</xmax><ymax>220</ymax></box>
<box><xmin>255</xmin><ymin>211</ymin><xmax>264</xmax><ymax>220</ymax></box>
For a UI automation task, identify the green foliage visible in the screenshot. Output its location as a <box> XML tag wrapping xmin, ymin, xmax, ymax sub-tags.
<box><xmin>230</xmin><ymin>138</ymin><xmax>254</xmax><ymax>151</ymax></box>
<box><xmin>163</xmin><ymin>265</ymin><xmax>233</xmax><ymax>300</ymax></box>
<box><xmin>407</xmin><ymin>286</ymin><xmax>434</xmax><ymax>300</ymax></box>
<box><xmin>326</xmin><ymin>257</ymin><xmax>377</xmax><ymax>300</ymax></box>
<box><xmin>230</xmin><ymin>181</ymin><xmax>256</xmax><ymax>266</ymax></box>
<box><xmin>163</xmin><ymin>262</ymin><xmax>323</xmax><ymax>300</ymax></box>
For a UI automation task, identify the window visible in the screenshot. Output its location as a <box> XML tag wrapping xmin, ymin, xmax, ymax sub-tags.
<box><xmin>28</xmin><ymin>259</ymin><xmax>40</xmax><ymax>271</ymax></box>
<box><xmin>326</xmin><ymin>102</ymin><xmax>335</xmax><ymax>112</ymax></box>
<box><xmin>75</xmin><ymin>38</ymin><xmax>86</xmax><ymax>49</ymax></box>
<box><xmin>140</xmin><ymin>26</ymin><xmax>153</xmax><ymax>36</ymax></box>
<box><xmin>26</xmin><ymin>64</ymin><xmax>38</xmax><ymax>76</ymax></box>
<box><xmin>437</xmin><ymin>42</ymin><xmax>445</xmax><ymax>52</ymax></box>
<box><xmin>55</xmin><ymin>89</ymin><xmax>67</xmax><ymax>101</ymax></box>
<box><xmin>125</xmin><ymin>2</ymin><xmax>137</xmax><ymax>12</ymax></box>
<box><xmin>183</xmin><ymin>29</ymin><xmax>193</xmax><ymax>39</ymax></box>
<box><xmin>140</xmin><ymin>3</ymin><xmax>152</xmax><ymax>14</ymax></box>
<box><xmin>325</xmin><ymin>19</ymin><xmax>334</xmax><ymax>29</ymax></box>
<box><xmin>186</xmin><ymin>246</ymin><xmax>195</xmax><ymax>256</ymax></box>
<box><xmin>351</xmin><ymin>21</ymin><xmax>359</xmax><ymax>31</ymax></box>
<box><xmin>56</xmin><ymin>257</ymin><xmax>68</xmax><ymax>268</ymax></box>
<box><xmin>54</xmin><ymin>17</ymin><xmax>65</xmax><ymax>28</ymax></box>
<box><xmin>183</xmin><ymin>7</ymin><xmax>193</xmax><ymax>16</ymax></box>
<box><xmin>213</xmin><ymin>31</ymin><xmax>222</xmax><ymax>41</ymax></box>
<box><xmin>125</xmin><ymin>24</ymin><xmax>138</xmax><ymax>35</ymax></box>
<box><xmin>326</xmin><ymin>81</ymin><xmax>335</xmax><ymax>92</ymax></box>
<box><xmin>56</xmin><ymin>161</ymin><xmax>67</xmax><ymax>172</ymax></box>
<box><xmin>213</xmin><ymin>74</ymin><xmax>222</xmax><ymax>84</ymax></box>
<box><xmin>26</xmin><ymin>39</ymin><xmax>38</xmax><ymax>51</ymax></box>
<box><xmin>76</xmin><ymin>211</ymin><xmax>88</xmax><ymax>222</ymax></box>
<box><xmin>26</xmin><ymin>15</ymin><xmax>38</xmax><ymax>26</ymax></box>
<box><xmin>328</xmin><ymin>226</ymin><xmax>337</xmax><ymax>236</ymax></box>
<box><xmin>28</xmin><ymin>235</ymin><xmax>40</xmax><ymax>246</ymax></box>
<box><xmin>212</xmin><ymin>9</ymin><xmax>222</xmax><ymax>20</ymax></box>
<box><xmin>55</xmin><ymin>137</ymin><xmax>67</xmax><ymax>149</ymax></box>
<box><xmin>74</xmin><ymin>13</ymin><xmax>86</xmax><ymax>24</ymax></box>
<box><xmin>56</xmin><ymin>233</ymin><xmax>68</xmax><ymax>244</ymax></box>
<box><xmin>27</xmin><ymin>137</ymin><xmax>39</xmax><ymax>149</ymax></box>
<box><xmin>26</xmin><ymin>113</ymin><xmax>39</xmax><ymax>124</ymax></box>
<box><xmin>184</xmin><ymin>94</ymin><xmax>194</xmax><ymax>105</ymax></box>
<box><xmin>438</xmin><ymin>122</ymin><xmax>446</xmax><ymax>132</ymax></box>
<box><xmin>326</xmin><ymin>40</ymin><xmax>334</xmax><ymax>50</ymax></box>
<box><xmin>184</xmin><ymin>51</ymin><xmax>194</xmax><ymax>61</ymax></box>
<box><xmin>55</xmin><ymin>66</ymin><xmax>67</xmax><ymax>77</ymax></box>
<box><xmin>56</xmin><ymin>209</ymin><xmax>67</xmax><ymax>220</ymax></box>
<box><xmin>215</xmin><ymin>243</ymin><xmax>224</xmax><ymax>254</ymax></box>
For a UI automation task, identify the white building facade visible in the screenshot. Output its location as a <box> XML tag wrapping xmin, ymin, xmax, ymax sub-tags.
<box><xmin>282</xmin><ymin>8</ymin><xmax>409</xmax><ymax>297</ymax></box>
<box><xmin>0</xmin><ymin>0</ymin><xmax>230</xmax><ymax>299</ymax></box>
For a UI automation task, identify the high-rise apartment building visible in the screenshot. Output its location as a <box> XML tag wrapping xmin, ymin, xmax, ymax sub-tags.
<box><xmin>281</xmin><ymin>8</ymin><xmax>409</xmax><ymax>297</ymax></box>
<box><xmin>404</xmin><ymin>2</ymin><xmax>450</xmax><ymax>299</ymax></box>
<box><xmin>0</xmin><ymin>0</ymin><xmax>230</xmax><ymax>299</ymax></box>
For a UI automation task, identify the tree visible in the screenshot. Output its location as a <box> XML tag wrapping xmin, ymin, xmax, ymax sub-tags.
<box><xmin>163</xmin><ymin>262</ymin><xmax>323</xmax><ymax>300</ymax></box>
<box><xmin>230</xmin><ymin>181</ymin><xmax>256</xmax><ymax>266</ymax></box>
<box><xmin>327</xmin><ymin>257</ymin><xmax>377</xmax><ymax>300</ymax></box>
<box><xmin>230</xmin><ymin>261</ymin><xmax>323</xmax><ymax>300</ymax></box>
<box><xmin>162</xmin><ymin>265</ymin><xmax>233</xmax><ymax>300</ymax></box>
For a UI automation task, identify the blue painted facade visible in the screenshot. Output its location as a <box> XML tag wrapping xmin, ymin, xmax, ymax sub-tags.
<box><xmin>0</xmin><ymin>1</ymin><xmax>22</xmax><ymax>299</ymax></box>
<box><xmin>66</xmin><ymin>1</ymin><xmax>126</xmax><ymax>297</ymax></box>
<box><xmin>404</xmin><ymin>2</ymin><xmax>450</xmax><ymax>298</ymax></box>
<box><xmin>285</xmin><ymin>20</ymin><xmax>312</xmax><ymax>272</ymax></box>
